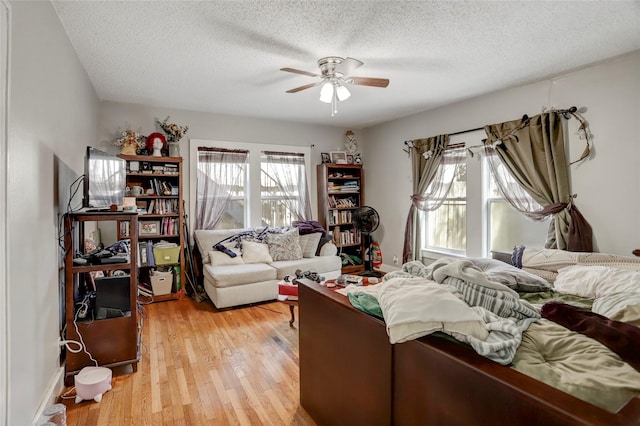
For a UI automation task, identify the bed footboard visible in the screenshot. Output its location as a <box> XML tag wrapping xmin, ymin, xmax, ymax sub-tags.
<box><xmin>298</xmin><ymin>280</ymin><xmax>392</xmax><ymax>426</ymax></box>
<box><xmin>394</xmin><ymin>335</ymin><xmax>640</xmax><ymax>425</ymax></box>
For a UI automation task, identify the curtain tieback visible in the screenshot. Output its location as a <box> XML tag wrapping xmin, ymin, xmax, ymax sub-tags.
<box><xmin>539</xmin><ymin>195</ymin><xmax>576</xmax><ymax>215</ymax></box>
<box><xmin>539</xmin><ymin>203</ymin><xmax>567</xmax><ymax>215</ymax></box>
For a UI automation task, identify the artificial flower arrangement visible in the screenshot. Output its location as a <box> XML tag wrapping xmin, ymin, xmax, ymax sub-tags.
<box><xmin>114</xmin><ymin>130</ymin><xmax>146</xmax><ymax>155</ymax></box>
<box><xmin>156</xmin><ymin>116</ymin><xmax>189</xmax><ymax>144</ymax></box>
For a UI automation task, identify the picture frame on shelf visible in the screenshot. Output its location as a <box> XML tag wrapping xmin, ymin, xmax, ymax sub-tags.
<box><xmin>346</xmin><ymin>154</ymin><xmax>354</xmax><ymax>164</ymax></box>
<box><xmin>321</xmin><ymin>152</ymin><xmax>331</xmax><ymax>163</ymax></box>
<box><xmin>330</xmin><ymin>151</ymin><xmax>347</xmax><ymax>164</ymax></box>
<box><xmin>139</xmin><ymin>221</ymin><xmax>160</xmax><ymax>235</ymax></box>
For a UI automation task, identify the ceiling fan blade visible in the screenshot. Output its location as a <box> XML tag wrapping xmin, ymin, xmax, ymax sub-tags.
<box><xmin>286</xmin><ymin>82</ymin><xmax>320</xmax><ymax>93</ymax></box>
<box><xmin>335</xmin><ymin>57</ymin><xmax>363</xmax><ymax>77</ymax></box>
<box><xmin>280</xmin><ymin>67</ymin><xmax>318</xmax><ymax>78</ymax></box>
<box><xmin>349</xmin><ymin>77</ymin><xmax>390</xmax><ymax>88</ymax></box>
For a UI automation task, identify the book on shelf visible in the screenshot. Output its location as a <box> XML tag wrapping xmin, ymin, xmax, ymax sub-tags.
<box><xmin>138</xmin><ymin>282</ymin><xmax>153</xmax><ymax>297</ymax></box>
<box><xmin>146</xmin><ymin>240</ymin><xmax>155</xmax><ymax>266</ymax></box>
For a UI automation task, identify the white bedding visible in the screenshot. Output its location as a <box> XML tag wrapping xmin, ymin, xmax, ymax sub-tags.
<box><xmin>553</xmin><ymin>265</ymin><xmax>640</xmax><ymax>298</ymax></box>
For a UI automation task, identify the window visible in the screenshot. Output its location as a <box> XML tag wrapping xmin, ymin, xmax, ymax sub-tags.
<box><xmin>486</xmin><ymin>155</ymin><xmax>549</xmax><ymax>253</ymax></box>
<box><xmin>261</xmin><ymin>151</ymin><xmax>310</xmax><ymax>228</ymax></box>
<box><xmin>421</xmin><ymin>131</ymin><xmax>548</xmax><ymax>258</ymax></box>
<box><xmin>191</xmin><ymin>140</ymin><xmax>311</xmax><ymax>230</ymax></box>
<box><xmin>423</xmin><ymin>148</ymin><xmax>467</xmax><ymax>253</ymax></box>
<box><xmin>195</xmin><ymin>148</ymin><xmax>248</xmax><ymax>230</ymax></box>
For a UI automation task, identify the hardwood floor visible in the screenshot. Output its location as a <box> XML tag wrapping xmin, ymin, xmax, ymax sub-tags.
<box><xmin>60</xmin><ymin>297</ymin><xmax>316</xmax><ymax>425</ymax></box>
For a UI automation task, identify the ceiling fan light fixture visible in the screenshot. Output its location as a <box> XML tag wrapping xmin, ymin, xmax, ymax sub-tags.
<box><xmin>336</xmin><ymin>84</ymin><xmax>351</xmax><ymax>101</ymax></box>
<box><xmin>319</xmin><ymin>81</ymin><xmax>334</xmax><ymax>103</ymax></box>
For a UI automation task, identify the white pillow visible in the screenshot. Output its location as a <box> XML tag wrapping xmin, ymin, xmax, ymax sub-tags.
<box><xmin>298</xmin><ymin>232</ymin><xmax>322</xmax><ymax>258</ymax></box>
<box><xmin>208</xmin><ymin>246</ymin><xmax>244</xmax><ymax>267</ymax></box>
<box><xmin>554</xmin><ymin>265</ymin><xmax>640</xmax><ymax>298</ymax></box>
<box><xmin>242</xmin><ymin>240</ymin><xmax>273</xmax><ymax>264</ymax></box>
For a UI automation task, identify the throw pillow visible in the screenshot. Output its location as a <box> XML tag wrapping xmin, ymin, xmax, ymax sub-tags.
<box><xmin>265</xmin><ymin>228</ymin><xmax>303</xmax><ymax>261</ymax></box>
<box><xmin>469</xmin><ymin>257</ymin><xmax>552</xmax><ymax>292</ymax></box>
<box><xmin>208</xmin><ymin>245</ymin><xmax>244</xmax><ymax>267</ymax></box>
<box><xmin>298</xmin><ymin>232</ymin><xmax>322</xmax><ymax>258</ymax></box>
<box><xmin>242</xmin><ymin>240</ymin><xmax>273</xmax><ymax>264</ymax></box>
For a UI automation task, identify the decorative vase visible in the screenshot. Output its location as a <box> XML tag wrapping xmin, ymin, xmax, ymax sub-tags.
<box><xmin>168</xmin><ymin>143</ymin><xmax>180</xmax><ymax>157</ymax></box>
<box><xmin>119</xmin><ymin>140</ymin><xmax>138</xmax><ymax>156</ymax></box>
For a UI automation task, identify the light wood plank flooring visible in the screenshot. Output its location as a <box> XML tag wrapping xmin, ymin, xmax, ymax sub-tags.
<box><xmin>60</xmin><ymin>297</ymin><xmax>316</xmax><ymax>425</ymax></box>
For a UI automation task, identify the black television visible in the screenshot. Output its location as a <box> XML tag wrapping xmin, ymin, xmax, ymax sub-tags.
<box><xmin>82</xmin><ymin>147</ymin><xmax>126</xmax><ymax>210</ymax></box>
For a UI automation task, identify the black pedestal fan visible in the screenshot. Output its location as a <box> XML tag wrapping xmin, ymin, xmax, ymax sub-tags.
<box><xmin>352</xmin><ymin>206</ymin><xmax>383</xmax><ymax>277</ymax></box>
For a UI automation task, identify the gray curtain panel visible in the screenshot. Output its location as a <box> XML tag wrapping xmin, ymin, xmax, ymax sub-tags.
<box><xmin>402</xmin><ymin>134</ymin><xmax>449</xmax><ymax>263</ymax></box>
<box><xmin>484</xmin><ymin>111</ymin><xmax>592</xmax><ymax>252</ymax></box>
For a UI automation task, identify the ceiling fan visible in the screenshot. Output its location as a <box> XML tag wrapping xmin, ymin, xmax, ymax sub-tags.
<box><xmin>281</xmin><ymin>56</ymin><xmax>389</xmax><ymax>117</ymax></box>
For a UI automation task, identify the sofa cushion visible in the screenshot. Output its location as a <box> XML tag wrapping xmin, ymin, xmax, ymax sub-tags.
<box><xmin>194</xmin><ymin>229</ymin><xmax>243</xmax><ymax>264</ymax></box>
<box><xmin>242</xmin><ymin>240</ymin><xmax>273</xmax><ymax>264</ymax></box>
<box><xmin>203</xmin><ymin>262</ymin><xmax>277</xmax><ymax>288</ymax></box>
<box><xmin>265</xmin><ymin>228</ymin><xmax>303</xmax><ymax>261</ymax></box>
<box><xmin>271</xmin><ymin>256</ymin><xmax>343</xmax><ymax>280</ymax></box>
<box><xmin>208</xmin><ymin>246</ymin><xmax>244</xmax><ymax>267</ymax></box>
<box><xmin>299</xmin><ymin>232</ymin><xmax>322</xmax><ymax>258</ymax></box>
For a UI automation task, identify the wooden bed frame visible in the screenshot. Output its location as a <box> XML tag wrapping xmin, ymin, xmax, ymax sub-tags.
<box><xmin>297</xmin><ymin>279</ymin><xmax>640</xmax><ymax>425</ymax></box>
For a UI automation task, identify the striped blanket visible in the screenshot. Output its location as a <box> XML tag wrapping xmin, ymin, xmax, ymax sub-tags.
<box><xmin>382</xmin><ymin>258</ymin><xmax>540</xmax><ymax>364</ymax></box>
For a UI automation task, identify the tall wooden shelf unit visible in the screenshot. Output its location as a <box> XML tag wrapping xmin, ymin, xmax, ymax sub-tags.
<box><xmin>118</xmin><ymin>155</ymin><xmax>184</xmax><ymax>302</ymax></box>
<box><xmin>64</xmin><ymin>212</ymin><xmax>140</xmax><ymax>384</ymax></box>
<box><xmin>317</xmin><ymin>163</ymin><xmax>365</xmax><ymax>274</ymax></box>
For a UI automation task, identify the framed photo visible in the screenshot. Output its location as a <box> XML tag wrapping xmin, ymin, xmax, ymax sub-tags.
<box><xmin>330</xmin><ymin>151</ymin><xmax>347</xmax><ymax>164</ymax></box>
<box><xmin>346</xmin><ymin>154</ymin><xmax>354</xmax><ymax>164</ymax></box>
<box><xmin>321</xmin><ymin>152</ymin><xmax>331</xmax><ymax>163</ymax></box>
<box><xmin>139</xmin><ymin>221</ymin><xmax>160</xmax><ymax>235</ymax></box>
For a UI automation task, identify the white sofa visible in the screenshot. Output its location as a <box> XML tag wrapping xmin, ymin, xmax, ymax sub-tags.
<box><xmin>193</xmin><ymin>227</ymin><xmax>342</xmax><ymax>309</ymax></box>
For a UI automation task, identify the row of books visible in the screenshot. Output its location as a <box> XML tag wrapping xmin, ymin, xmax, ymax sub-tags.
<box><xmin>330</xmin><ymin>227</ymin><xmax>361</xmax><ymax>246</ymax></box>
<box><xmin>137</xmin><ymin>162</ymin><xmax>179</xmax><ymax>175</ymax></box>
<box><xmin>327</xmin><ymin>180</ymin><xmax>360</xmax><ymax>193</ymax></box>
<box><xmin>327</xmin><ymin>195</ymin><xmax>358</xmax><ymax>208</ymax></box>
<box><xmin>148</xmin><ymin>178</ymin><xmax>177</xmax><ymax>197</ymax></box>
<box><xmin>328</xmin><ymin>209</ymin><xmax>353</xmax><ymax>225</ymax></box>
<box><xmin>146</xmin><ymin>198</ymin><xmax>179</xmax><ymax>215</ymax></box>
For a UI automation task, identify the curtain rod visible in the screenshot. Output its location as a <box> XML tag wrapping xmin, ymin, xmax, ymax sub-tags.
<box><xmin>403</xmin><ymin>106</ymin><xmax>579</xmax><ymax>148</ymax></box>
<box><xmin>403</xmin><ymin>126</ymin><xmax>483</xmax><ymax>148</ymax></box>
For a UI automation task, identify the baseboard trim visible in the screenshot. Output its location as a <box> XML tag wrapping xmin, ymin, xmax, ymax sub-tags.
<box><xmin>31</xmin><ymin>366</ymin><xmax>65</xmax><ymax>426</ymax></box>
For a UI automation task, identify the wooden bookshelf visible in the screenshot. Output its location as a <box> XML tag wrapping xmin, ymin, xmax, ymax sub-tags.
<box><xmin>317</xmin><ymin>163</ymin><xmax>365</xmax><ymax>274</ymax></box>
<box><xmin>118</xmin><ymin>155</ymin><xmax>184</xmax><ymax>302</ymax></box>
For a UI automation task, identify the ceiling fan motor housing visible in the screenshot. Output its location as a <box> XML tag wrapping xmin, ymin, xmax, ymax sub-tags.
<box><xmin>318</xmin><ymin>56</ymin><xmax>346</xmax><ymax>78</ymax></box>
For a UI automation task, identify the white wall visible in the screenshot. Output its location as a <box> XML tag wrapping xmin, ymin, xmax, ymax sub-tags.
<box><xmin>97</xmin><ymin>101</ymin><xmax>355</xmax><ymax>232</ymax></box>
<box><xmin>7</xmin><ymin>2</ymin><xmax>99</xmax><ymax>424</ymax></box>
<box><xmin>363</xmin><ymin>51</ymin><xmax>640</xmax><ymax>269</ymax></box>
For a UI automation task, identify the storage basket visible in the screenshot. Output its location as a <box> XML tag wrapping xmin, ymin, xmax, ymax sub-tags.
<box><xmin>153</xmin><ymin>246</ymin><xmax>180</xmax><ymax>265</ymax></box>
<box><xmin>150</xmin><ymin>270</ymin><xmax>173</xmax><ymax>295</ymax></box>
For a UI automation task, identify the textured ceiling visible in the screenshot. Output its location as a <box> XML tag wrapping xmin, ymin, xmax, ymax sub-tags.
<box><xmin>52</xmin><ymin>1</ymin><xmax>640</xmax><ymax>128</ymax></box>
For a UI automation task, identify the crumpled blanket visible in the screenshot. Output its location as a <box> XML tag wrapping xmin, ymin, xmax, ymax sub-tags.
<box><xmin>541</xmin><ymin>301</ymin><xmax>640</xmax><ymax>373</ymax></box>
<box><xmin>375</xmin><ymin>277</ymin><xmax>489</xmax><ymax>344</ymax></box>
<box><xmin>356</xmin><ymin>258</ymin><xmax>540</xmax><ymax>364</ymax></box>
<box><xmin>292</xmin><ymin>220</ymin><xmax>326</xmax><ymax>235</ymax></box>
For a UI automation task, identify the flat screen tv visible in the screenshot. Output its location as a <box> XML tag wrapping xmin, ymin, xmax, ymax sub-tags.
<box><xmin>82</xmin><ymin>147</ymin><xmax>126</xmax><ymax>210</ymax></box>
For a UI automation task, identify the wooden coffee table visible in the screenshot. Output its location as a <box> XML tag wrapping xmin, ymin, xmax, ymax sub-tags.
<box><xmin>277</xmin><ymin>295</ymin><xmax>298</xmax><ymax>326</ymax></box>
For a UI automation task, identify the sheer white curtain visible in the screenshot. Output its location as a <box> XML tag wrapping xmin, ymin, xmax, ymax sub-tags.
<box><xmin>195</xmin><ymin>147</ymin><xmax>249</xmax><ymax>230</ymax></box>
<box><xmin>261</xmin><ymin>151</ymin><xmax>311</xmax><ymax>223</ymax></box>
<box><xmin>484</xmin><ymin>146</ymin><xmax>545</xmax><ymax>221</ymax></box>
<box><xmin>421</xmin><ymin>147</ymin><xmax>467</xmax><ymax>211</ymax></box>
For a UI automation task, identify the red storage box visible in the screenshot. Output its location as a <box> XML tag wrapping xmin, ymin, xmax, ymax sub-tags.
<box><xmin>278</xmin><ymin>282</ymin><xmax>299</xmax><ymax>297</ymax></box>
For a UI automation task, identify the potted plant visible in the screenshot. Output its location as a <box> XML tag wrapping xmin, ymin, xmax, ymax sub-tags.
<box><xmin>156</xmin><ymin>116</ymin><xmax>189</xmax><ymax>157</ymax></box>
